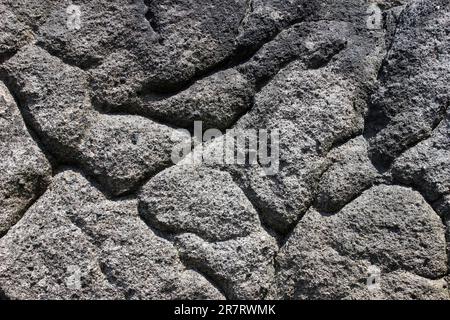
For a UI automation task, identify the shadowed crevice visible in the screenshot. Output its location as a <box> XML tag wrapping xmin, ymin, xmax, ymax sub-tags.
<box><xmin>0</xmin><ymin>287</ymin><xmax>10</xmax><ymax>300</ymax></box>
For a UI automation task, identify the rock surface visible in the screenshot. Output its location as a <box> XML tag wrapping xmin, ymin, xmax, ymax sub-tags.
<box><xmin>272</xmin><ymin>185</ymin><xmax>448</xmax><ymax>300</ymax></box>
<box><xmin>0</xmin><ymin>170</ymin><xmax>223</xmax><ymax>299</ymax></box>
<box><xmin>0</xmin><ymin>81</ymin><xmax>51</xmax><ymax>236</ymax></box>
<box><xmin>1</xmin><ymin>44</ymin><xmax>189</xmax><ymax>195</ymax></box>
<box><xmin>365</xmin><ymin>0</ymin><xmax>450</xmax><ymax>166</ymax></box>
<box><xmin>0</xmin><ymin>0</ymin><xmax>448</xmax><ymax>300</ymax></box>
<box><xmin>315</xmin><ymin>136</ymin><xmax>380</xmax><ymax>212</ymax></box>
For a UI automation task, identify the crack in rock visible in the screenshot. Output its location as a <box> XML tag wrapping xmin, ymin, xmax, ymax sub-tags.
<box><xmin>0</xmin><ymin>0</ymin><xmax>449</xmax><ymax>300</ymax></box>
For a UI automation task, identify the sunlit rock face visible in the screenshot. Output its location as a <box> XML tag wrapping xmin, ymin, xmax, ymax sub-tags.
<box><xmin>0</xmin><ymin>0</ymin><xmax>448</xmax><ymax>300</ymax></box>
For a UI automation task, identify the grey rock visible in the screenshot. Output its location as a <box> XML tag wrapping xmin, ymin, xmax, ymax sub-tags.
<box><xmin>1</xmin><ymin>44</ymin><xmax>95</xmax><ymax>159</ymax></box>
<box><xmin>237</xmin><ymin>21</ymin><xmax>348</xmax><ymax>85</ymax></box>
<box><xmin>1</xmin><ymin>44</ymin><xmax>189</xmax><ymax>196</ymax></box>
<box><xmin>234</xmin><ymin>63</ymin><xmax>375</xmax><ymax>233</ymax></box>
<box><xmin>366</xmin><ymin>0</ymin><xmax>450</xmax><ymax>165</ymax></box>
<box><xmin>349</xmin><ymin>270</ymin><xmax>449</xmax><ymax>300</ymax></box>
<box><xmin>392</xmin><ymin>114</ymin><xmax>450</xmax><ymax>206</ymax></box>
<box><xmin>0</xmin><ymin>81</ymin><xmax>51</xmax><ymax>236</ymax></box>
<box><xmin>0</xmin><ymin>170</ymin><xmax>224</xmax><ymax>300</ymax></box>
<box><xmin>139</xmin><ymin>165</ymin><xmax>261</xmax><ymax>242</ymax></box>
<box><xmin>76</xmin><ymin>113</ymin><xmax>189</xmax><ymax>195</ymax></box>
<box><xmin>136</xmin><ymin>69</ymin><xmax>255</xmax><ymax>130</ymax></box>
<box><xmin>164</xmin><ymin>14</ymin><xmax>386</xmax><ymax>234</ymax></box>
<box><xmin>35</xmin><ymin>0</ymin><xmax>244</xmax><ymax>74</ymax></box>
<box><xmin>0</xmin><ymin>4</ymin><xmax>34</xmax><ymax>62</ymax></box>
<box><xmin>0</xmin><ymin>0</ymin><xmax>449</xmax><ymax>301</ymax></box>
<box><xmin>315</xmin><ymin>136</ymin><xmax>380</xmax><ymax>212</ymax></box>
<box><xmin>107</xmin><ymin>20</ymin><xmax>349</xmax><ymax>131</ymax></box>
<box><xmin>176</xmin><ymin>232</ymin><xmax>278</xmax><ymax>300</ymax></box>
<box><xmin>139</xmin><ymin>161</ymin><xmax>278</xmax><ymax>299</ymax></box>
<box><xmin>33</xmin><ymin>0</ymin><xmax>249</xmax><ymax>107</ymax></box>
<box><xmin>273</xmin><ymin>185</ymin><xmax>447</xmax><ymax>299</ymax></box>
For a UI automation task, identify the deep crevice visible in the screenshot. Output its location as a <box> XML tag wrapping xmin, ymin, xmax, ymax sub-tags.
<box><xmin>0</xmin><ymin>287</ymin><xmax>10</xmax><ymax>300</ymax></box>
<box><xmin>0</xmin><ymin>50</ymin><xmax>19</xmax><ymax>66</ymax></box>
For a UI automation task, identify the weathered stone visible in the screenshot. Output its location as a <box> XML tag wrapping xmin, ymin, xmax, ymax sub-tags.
<box><xmin>1</xmin><ymin>44</ymin><xmax>94</xmax><ymax>159</ymax></box>
<box><xmin>349</xmin><ymin>271</ymin><xmax>449</xmax><ymax>300</ymax></box>
<box><xmin>315</xmin><ymin>136</ymin><xmax>379</xmax><ymax>212</ymax></box>
<box><xmin>393</xmin><ymin>114</ymin><xmax>450</xmax><ymax>206</ymax></box>
<box><xmin>139</xmin><ymin>165</ymin><xmax>261</xmax><ymax>242</ymax></box>
<box><xmin>136</xmin><ymin>69</ymin><xmax>255</xmax><ymax>130</ymax></box>
<box><xmin>176</xmin><ymin>232</ymin><xmax>278</xmax><ymax>300</ymax></box>
<box><xmin>233</xmin><ymin>63</ymin><xmax>373</xmax><ymax>233</ymax></box>
<box><xmin>0</xmin><ymin>0</ymin><xmax>449</xmax><ymax>301</ymax></box>
<box><xmin>0</xmin><ymin>81</ymin><xmax>51</xmax><ymax>236</ymax></box>
<box><xmin>273</xmin><ymin>185</ymin><xmax>447</xmax><ymax>299</ymax></box>
<box><xmin>1</xmin><ymin>44</ymin><xmax>189</xmax><ymax>196</ymax></box>
<box><xmin>76</xmin><ymin>113</ymin><xmax>189</xmax><ymax>195</ymax></box>
<box><xmin>0</xmin><ymin>4</ymin><xmax>34</xmax><ymax>62</ymax></box>
<box><xmin>139</xmin><ymin>161</ymin><xmax>278</xmax><ymax>299</ymax></box>
<box><xmin>0</xmin><ymin>170</ymin><xmax>224</xmax><ymax>300</ymax></box>
<box><xmin>366</xmin><ymin>0</ymin><xmax>450</xmax><ymax>165</ymax></box>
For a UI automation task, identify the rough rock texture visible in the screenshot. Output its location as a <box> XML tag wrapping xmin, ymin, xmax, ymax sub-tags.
<box><xmin>392</xmin><ymin>111</ymin><xmax>450</xmax><ymax>215</ymax></box>
<box><xmin>1</xmin><ymin>44</ymin><xmax>189</xmax><ymax>195</ymax></box>
<box><xmin>272</xmin><ymin>185</ymin><xmax>448</xmax><ymax>300</ymax></box>
<box><xmin>139</xmin><ymin>164</ymin><xmax>278</xmax><ymax>299</ymax></box>
<box><xmin>0</xmin><ymin>170</ymin><xmax>223</xmax><ymax>299</ymax></box>
<box><xmin>0</xmin><ymin>0</ymin><xmax>449</xmax><ymax>300</ymax></box>
<box><xmin>365</xmin><ymin>0</ymin><xmax>450</xmax><ymax>166</ymax></box>
<box><xmin>315</xmin><ymin>136</ymin><xmax>380</xmax><ymax>213</ymax></box>
<box><xmin>0</xmin><ymin>81</ymin><xmax>51</xmax><ymax>236</ymax></box>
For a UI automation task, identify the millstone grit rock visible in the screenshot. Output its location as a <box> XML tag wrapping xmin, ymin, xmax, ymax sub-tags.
<box><xmin>0</xmin><ymin>0</ymin><xmax>449</xmax><ymax>300</ymax></box>
<box><xmin>272</xmin><ymin>185</ymin><xmax>448</xmax><ymax>299</ymax></box>
<box><xmin>0</xmin><ymin>82</ymin><xmax>51</xmax><ymax>236</ymax></box>
<box><xmin>0</xmin><ymin>170</ymin><xmax>223</xmax><ymax>299</ymax></box>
